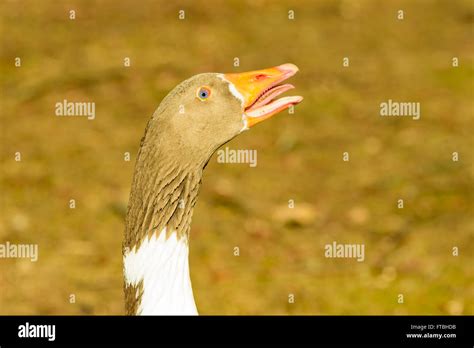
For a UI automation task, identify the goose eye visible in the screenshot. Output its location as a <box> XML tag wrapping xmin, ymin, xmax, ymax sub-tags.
<box><xmin>197</xmin><ymin>87</ymin><xmax>211</xmax><ymax>101</ymax></box>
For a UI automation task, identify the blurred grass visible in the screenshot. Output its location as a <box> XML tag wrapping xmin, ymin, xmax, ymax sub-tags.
<box><xmin>0</xmin><ymin>0</ymin><xmax>473</xmax><ymax>314</ymax></box>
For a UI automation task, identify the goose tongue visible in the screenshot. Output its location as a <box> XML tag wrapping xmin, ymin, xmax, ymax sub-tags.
<box><xmin>250</xmin><ymin>84</ymin><xmax>295</xmax><ymax>109</ymax></box>
<box><xmin>224</xmin><ymin>63</ymin><xmax>303</xmax><ymax>128</ymax></box>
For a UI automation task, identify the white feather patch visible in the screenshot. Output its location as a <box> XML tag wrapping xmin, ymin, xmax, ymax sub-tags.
<box><xmin>217</xmin><ymin>74</ymin><xmax>244</xmax><ymax>106</ymax></box>
<box><xmin>217</xmin><ymin>74</ymin><xmax>248</xmax><ymax>132</ymax></box>
<box><xmin>123</xmin><ymin>228</ymin><xmax>198</xmax><ymax>315</ymax></box>
<box><xmin>240</xmin><ymin>114</ymin><xmax>249</xmax><ymax>132</ymax></box>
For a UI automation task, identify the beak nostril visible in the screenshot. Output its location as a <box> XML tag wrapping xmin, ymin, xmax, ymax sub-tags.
<box><xmin>255</xmin><ymin>74</ymin><xmax>267</xmax><ymax>81</ymax></box>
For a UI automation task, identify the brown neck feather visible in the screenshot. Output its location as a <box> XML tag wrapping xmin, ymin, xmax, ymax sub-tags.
<box><xmin>123</xmin><ymin>121</ymin><xmax>203</xmax><ymax>252</ymax></box>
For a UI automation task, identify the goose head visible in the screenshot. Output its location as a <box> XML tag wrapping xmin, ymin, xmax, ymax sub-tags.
<box><xmin>148</xmin><ymin>63</ymin><xmax>302</xmax><ymax>165</ymax></box>
<box><xmin>123</xmin><ymin>63</ymin><xmax>302</xmax><ymax>315</ymax></box>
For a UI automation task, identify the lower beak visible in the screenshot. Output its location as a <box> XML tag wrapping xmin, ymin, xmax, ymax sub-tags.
<box><xmin>223</xmin><ymin>63</ymin><xmax>303</xmax><ymax>128</ymax></box>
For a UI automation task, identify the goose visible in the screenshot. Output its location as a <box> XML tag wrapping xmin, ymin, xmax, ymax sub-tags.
<box><xmin>123</xmin><ymin>63</ymin><xmax>303</xmax><ymax>315</ymax></box>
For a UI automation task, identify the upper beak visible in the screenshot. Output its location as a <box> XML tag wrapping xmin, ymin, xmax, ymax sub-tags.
<box><xmin>223</xmin><ymin>63</ymin><xmax>303</xmax><ymax>128</ymax></box>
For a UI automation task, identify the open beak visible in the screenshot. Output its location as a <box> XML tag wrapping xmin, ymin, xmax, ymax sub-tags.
<box><xmin>223</xmin><ymin>63</ymin><xmax>303</xmax><ymax>128</ymax></box>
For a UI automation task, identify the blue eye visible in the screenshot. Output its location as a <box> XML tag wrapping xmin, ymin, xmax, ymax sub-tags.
<box><xmin>197</xmin><ymin>87</ymin><xmax>211</xmax><ymax>100</ymax></box>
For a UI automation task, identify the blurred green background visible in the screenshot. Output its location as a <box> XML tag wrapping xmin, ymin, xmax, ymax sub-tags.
<box><xmin>0</xmin><ymin>0</ymin><xmax>472</xmax><ymax>315</ymax></box>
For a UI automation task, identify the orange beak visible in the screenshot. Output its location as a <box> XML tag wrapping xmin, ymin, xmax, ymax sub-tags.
<box><xmin>223</xmin><ymin>63</ymin><xmax>303</xmax><ymax>128</ymax></box>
